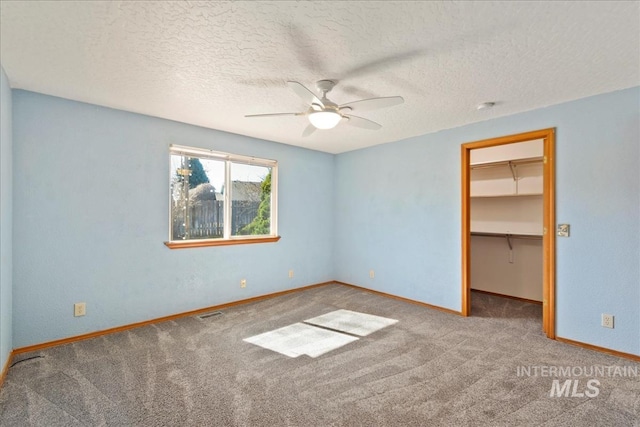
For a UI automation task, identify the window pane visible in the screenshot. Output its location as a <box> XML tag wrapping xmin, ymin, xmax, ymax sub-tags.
<box><xmin>230</xmin><ymin>163</ymin><xmax>272</xmax><ymax>236</ymax></box>
<box><xmin>170</xmin><ymin>155</ymin><xmax>225</xmax><ymax>240</ymax></box>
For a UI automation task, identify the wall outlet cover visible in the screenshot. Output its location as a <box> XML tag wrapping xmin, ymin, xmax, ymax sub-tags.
<box><xmin>601</xmin><ymin>313</ymin><xmax>614</xmax><ymax>329</ymax></box>
<box><xmin>74</xmin><ymin>302</ymin><xmax>86</xmax><ymax>317</ymax></box>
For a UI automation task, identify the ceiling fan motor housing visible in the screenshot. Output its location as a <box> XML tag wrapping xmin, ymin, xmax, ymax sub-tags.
<box><xmin>246</xmin><ymin>79</ymin><xmax>403</xmax><ymax>136</ymax></box>
<box><xmin>316</xmin><ymin>79</ymin><xmax>337</xmax><ymax>95</ymax></box>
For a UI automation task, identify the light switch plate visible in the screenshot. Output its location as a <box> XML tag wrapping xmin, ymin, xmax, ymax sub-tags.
<box><xmin>557</xmin><ymin>224</ymin><xmax>570</xmax><ymax>237</ymax></box>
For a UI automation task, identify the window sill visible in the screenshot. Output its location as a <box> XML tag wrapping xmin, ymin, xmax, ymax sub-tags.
<box><xmin>164</xmin><ymin>236</ymin><xmax>281</xmax><ymax>249</ymax></box>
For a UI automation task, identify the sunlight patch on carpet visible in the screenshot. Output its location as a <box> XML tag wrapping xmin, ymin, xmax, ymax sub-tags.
<box><xmin>243</xmin><ymin>322</ymin><xmax>359</xmax><ymax>358</ymax></box>
<box><xmin>304</xmin><ymin>309</ymin><xmax>398</xmax><ymax>336</ymax></box>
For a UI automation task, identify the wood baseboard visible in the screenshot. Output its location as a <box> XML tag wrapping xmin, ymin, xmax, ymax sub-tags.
<box><xmin>555</xmin><ymin>337</ymin><xmax>640</xmax><ymax>362</ymax></box>
<box><xmin>334</xmin><ymin>281</ymin><xmax>462</xmax><ymax>316</ymax></box>
<box><xmin>0</xmin><ymin>351</ymin><xmax>13</xmax><ymax>388</ymax></box>
<box><xmin>13</xmin><ymin>281</ymin><xmax>334</xmax><ymax>355</ymax></box>
<box><xmin>337</xmin><ymin>283</ymin><xmax>639</xmax><ymax>361</ymax></box>
<box><xmin>7</xmin><ymin>281</ymin><xmax>638</xmax><ymax>368</ymax></box>
<box><xmin>471</xmin><ymin>289</ymin><xmax>542</xmax><ymax>305</ymax></box>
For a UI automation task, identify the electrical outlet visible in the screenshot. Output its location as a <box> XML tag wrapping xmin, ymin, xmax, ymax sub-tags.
<box><xmin>601</xmin><ymin>314</ymin><xmax>614</xmax><ymax>329</ymax></box>
<box><xmin>74</xmin><ymin>302</ymin><xmax>86</xmax><ymax>317</ymax></box>
<box><xmin>240</xmin><ymin>279</ymin><xmax>247</xmax><ymax>288</ymax></box>
<box><xmin>369</xmin><ymin>270</ymin><xmax>375</xmax><ymax>279</ymax></box>
<box><xmin>288</xmin><ymin>270</ymin><xmax>294</xmax><ymax>279</ymax></box>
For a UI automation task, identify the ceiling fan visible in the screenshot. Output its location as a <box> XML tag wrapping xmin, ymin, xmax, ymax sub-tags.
<box><xmin>245</xmin><ymin>80</ymin><xmax>404</xmax><ymax>137</ymax></box>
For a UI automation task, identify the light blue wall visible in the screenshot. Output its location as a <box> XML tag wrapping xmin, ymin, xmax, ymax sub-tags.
<box><xmin>553</xmin><ymin>88</ymin><xmax>639</xmax><ymax>355</ymax></box>
<box><xmin>335</xmin><ymin>87</ymin><xmax>640</xmax><ymax>356</ymax></box>
<box><xmin>0</xmin><ymin>66</ymin><xmax>13</xmax><ymax>369</ymax></box>
<box><xmin>8</xmin><ymin>86</ymin><xmax>640</xmax><ymax>356</ymax></box>
<box><xmin>334</xmin><ymin>133</ymin><xmax>462</xmax><ymax>309</ymax></box>
<box><xmin>12</xmin><ymin>90</ymin><xmax>334</xmax><ymax>348</ymax></box>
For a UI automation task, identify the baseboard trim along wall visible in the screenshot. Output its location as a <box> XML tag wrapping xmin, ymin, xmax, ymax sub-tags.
<box><xmin>0</xmin><ymin>351</ymin><xmax>14</xmax><ymax>389</ymax></box>
<box><xmin>334</xmin><ymin>281</ymin><xmax>463</xmax><ymax>316</ymax></box>
<box><xmin>471</xmin><ymin>289</ymin><xmax>543</xmax><ymax>305</ymax></box>
<box><xmin>556</xmin><ymin>337</ymin><xmax>640</xmax><ymax>362</ymax></box>
<box><xmin>13</xmin><ymin>281</ymin><xmax>334</xmax><ymax>356</ymax></box>
<box><xmin>8</xmin><ymin>281</ymin><xmax>639</xmax><ymax>368</ymax></box>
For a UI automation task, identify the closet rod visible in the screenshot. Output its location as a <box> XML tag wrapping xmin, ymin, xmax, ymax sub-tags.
<box><xmin>471</xmin><ymin>232</ymin><xmax>543</xmax><ymax>240</ymax></box>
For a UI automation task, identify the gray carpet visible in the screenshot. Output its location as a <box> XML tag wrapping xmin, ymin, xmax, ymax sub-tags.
<box><xmin>1</xmin><ymin>284</ymin><xmax>638</xmax><ymax>426</ymax></box>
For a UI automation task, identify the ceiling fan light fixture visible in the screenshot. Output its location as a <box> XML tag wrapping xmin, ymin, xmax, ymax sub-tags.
<box><xmin>308</xmin><ymin>111</ymin><xmax>342</xmax><ymax>129</ymax></box>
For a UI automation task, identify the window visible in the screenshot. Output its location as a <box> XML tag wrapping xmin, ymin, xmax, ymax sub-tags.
<box><xmin>165</xmin><ymin>145</ymin><xmax>279</xmax><ymax>249</ymax></box>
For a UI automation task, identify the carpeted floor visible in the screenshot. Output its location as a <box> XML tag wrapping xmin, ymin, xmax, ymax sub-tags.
<box><xmin>1</xmin><ymin>284</ymin><xmax>638</xmax><ymax>426</ymax></box>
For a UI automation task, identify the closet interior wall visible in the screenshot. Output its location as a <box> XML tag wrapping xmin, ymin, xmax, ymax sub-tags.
<box><xmin>470</xmin><ymin>140</ymin><xmax>544</xmax><ymax>302</ymax></box>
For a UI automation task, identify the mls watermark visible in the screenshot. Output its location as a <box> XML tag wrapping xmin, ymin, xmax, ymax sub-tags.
<box><xmin>516</xmin><ymin>365</ymin><xmax>638</xmax><ymax>398</ymax></box>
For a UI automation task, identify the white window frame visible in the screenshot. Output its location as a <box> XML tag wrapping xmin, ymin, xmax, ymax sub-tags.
<box><xmin>165</xmin><ymin>144</ymin><xmax>279</xmax><ymax>249</ymax></box>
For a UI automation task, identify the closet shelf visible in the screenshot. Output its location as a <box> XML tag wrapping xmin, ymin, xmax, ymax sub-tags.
<box><xmin>471</xmin><ymin>193</ymin><xmax>542</xmax><ymax>198</ymax></box>
<box><xmin>470</xmin><ymin>157</ymin><xmax>543</xmax><ymax>197</ymax></box>
<box><xmin>471</xmin><ymin>231</ymin><xmax>543</xmax><ymax>239</ymax></box>
<box><xmin>470</xmin><ymin>156</ymin><xmax>543</xmax><ymax>170</ymax></box>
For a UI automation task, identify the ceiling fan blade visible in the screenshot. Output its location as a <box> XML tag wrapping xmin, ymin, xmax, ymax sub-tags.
<box><xmin>245</xmin><ymin>112</ymin><xmax>303</xmax><ymax>118</ymax></box>
<box><xmin>302</xmin><ymin>123</ymin><xmax>316</xmax><ymax>138</ymax></box>
<box><xmin>340</xmin><ymin>48</ymin><xmax>426</xmax><ymax>79</ymax></box>
<box><xmin>287</xmin><ymin>24</ymin><xmax>328</xmax><ymax>76</ymax></box>
<box><xmin>287</xmin><ymin>81</ymin><xmax>324</xmax><ymax>108</ymax></box>
<box><xmin>339</xmin><ymin>96</ymin><xmax>404</xmax><ymax>112</ymax></box>
<box><xmin>344</xmin><ymin>114</ymin><xmax>382</xmax><ymax>130</ymax></box>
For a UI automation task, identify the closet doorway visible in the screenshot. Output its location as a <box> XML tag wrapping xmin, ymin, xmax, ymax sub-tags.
<box><xmin>461</xmin><ymin>128</ymin><xmax>556</xmax><ymax>338</ymax></box>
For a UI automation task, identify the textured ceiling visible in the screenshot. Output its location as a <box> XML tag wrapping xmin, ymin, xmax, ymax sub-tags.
<box><xmin>1</xmin><ymin>1</ymin><xmax>639</xmax><ymax>154</ymax></box>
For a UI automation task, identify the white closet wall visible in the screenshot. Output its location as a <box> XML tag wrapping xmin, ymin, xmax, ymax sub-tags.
<box><xmin>471</xmin><ymin>235</ymin><xmax>543</xmax><ymax>301</ymax></box>
<box><xmin>470</xmin><ymin>140</ymin><xmax>543</xmax><ymax>301</ymax></box>
<box><xmin>471</xmin><ymin>196</ymin><xmax>541</xmax><ymax>235</ymax></box>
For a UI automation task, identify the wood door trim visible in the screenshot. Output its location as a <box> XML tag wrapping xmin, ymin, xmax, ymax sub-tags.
<box><xmin>461</xmin><ymin>128</ymin><xmax>556</xmax><ymax>338</ymax></box>
<box><xmin>543</xmin><ymin>131</ymin><xmax>556</xmax><ymax>338</ymax></box>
